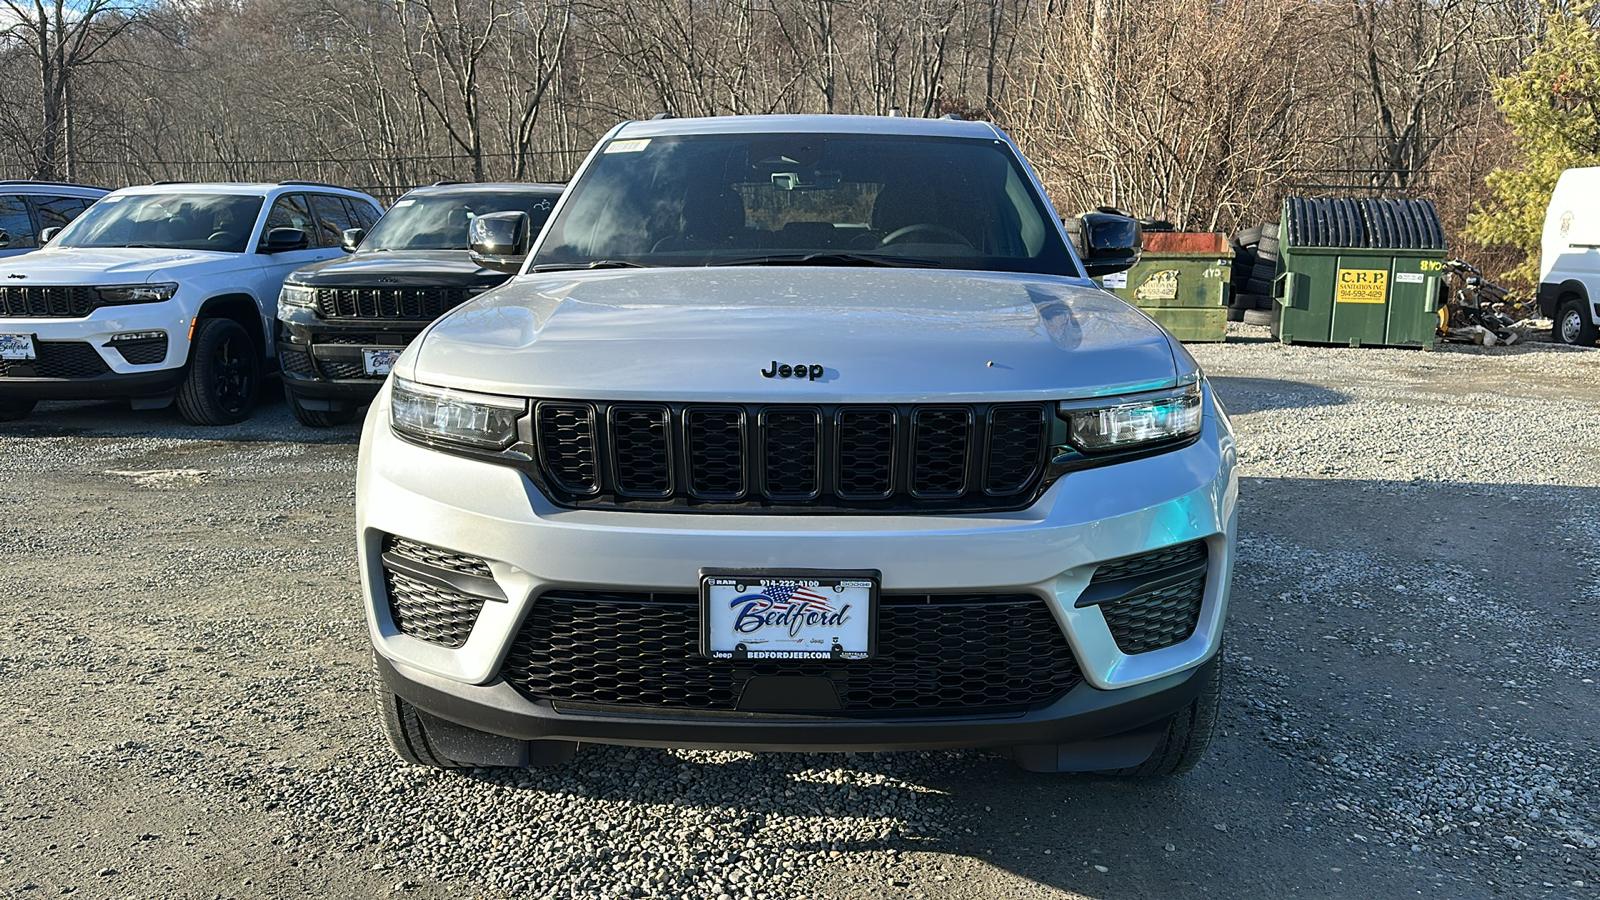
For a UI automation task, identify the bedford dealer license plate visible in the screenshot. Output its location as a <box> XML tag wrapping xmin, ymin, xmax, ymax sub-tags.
<box><xmin>0</xmin><ymin>334</ymin><xmax>36</xmax><ymax>361</ymax></box>
<box><xmin>363</xmin><ymin>348</ymin><xmax>400</xmax><ymax>376</ymax></box>
<box><xmin>701</xmin><ymin>570</ymin><xmax>877</xmax><ymax>661</ymax></box>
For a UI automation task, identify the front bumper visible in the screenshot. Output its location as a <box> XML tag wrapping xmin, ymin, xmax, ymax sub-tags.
<box><xmin>277</xmin><ymin>307</ymin><xmax>426</xmax><ymax>405</ymax></box>
<box><xmin>357</xmin><ymin>380</ymin><xmax>1239</xmax><ymax>752</ymax></box>
<box><xmin>0</xmin><ymin>306</ymin><xmax>190</xmax><ymax>399</ymax></box>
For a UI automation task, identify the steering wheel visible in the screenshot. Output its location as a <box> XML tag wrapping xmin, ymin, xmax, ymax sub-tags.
<box><xmin>207</xmin><ymin>231</ymin><xmax>240</xmax><ymax>244</ymax></box>
<box><xmin>879</xmin><ymin>223</ymin><xmax>973</xmax><ymax>247</ymax></box>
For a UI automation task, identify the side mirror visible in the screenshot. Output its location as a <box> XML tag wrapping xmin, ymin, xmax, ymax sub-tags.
<box><xmin>39</xmin><ymin>227</ymin><xmax>61</xmax><ymax>244</ymax></box>
<box><xmin>260</xmin><ymin>227</ymin><xmax>310</xmax><ymax>253</ymax></box>
<box><xmin>469</xmin><ymin>211</ymin><xmax>531</xmax><ymax>275</ymax></box>
<box><xmin>341</xmin><ymin>227</ymin><xmax>365</xmax><ymax>253</ymax></box>
<box><xmin>1076</xmin><ymin>212</ymin><xmax>1141</xmax><ymax>277</ymax></box>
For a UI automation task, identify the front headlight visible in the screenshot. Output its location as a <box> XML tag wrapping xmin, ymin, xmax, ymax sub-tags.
<box><xmin>1058</xmin><ymin>381</ymin><xmax>1203</xmax><ymax>452</ymax></box>
<box><xmin>278</xmin><ymin>284</ymin><xmax>317</xmax><ymax>311</ymax></box>
<box><xmin>96</xmin><ymin>282</ymin><xmax>177</xmax><ymax>304</ymax></box>
<box><xmin>390</xmin><ymin>376</ymin><xmax>524</xmax><ymax>450</ymax></box>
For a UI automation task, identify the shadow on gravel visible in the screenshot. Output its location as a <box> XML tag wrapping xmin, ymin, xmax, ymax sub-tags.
<box><xmin>1207</xmin><ymin>376</ymin><xmax>1351</xmax><ymax>415</ymax></box>
<box><xmin>8</xmin><ymin>389</ymin><xmax>365</xmax><ymax>445</ymax></box>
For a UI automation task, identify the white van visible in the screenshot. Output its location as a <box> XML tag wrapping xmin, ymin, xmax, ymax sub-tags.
<box><xmin>1539</xmin><ymin>167</ymin><xmax>1600</xmax><ymax>346</ymax></box>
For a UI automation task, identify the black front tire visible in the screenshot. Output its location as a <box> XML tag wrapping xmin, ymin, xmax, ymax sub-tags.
<box><xmin>284</xmin><ymin>384</ymin><xmax>361</xmax><ymax>428</ymax></box>
<box><xmin>1101</xmin><ymin>652</ymin><xmax>1224</xmax><ymax>777</ymax></box>
<box><xmin>1555</xmin><ymin>299</ymin><xmax>1599</xmax><ymax>347</ymax></box>
<box><xmin>0</xmin><ymin>397</ymin><xmax>36</xmax><ymax>421</ymax></box>
<box><xmin>177</xmin><ymin>318</ymin><xmax>260</xmax><ymax>425</ymax></box>
<box><xmin>376</xmin><ymin>676</ymin><xmax>466</xmax><ymax>769</ymax></box>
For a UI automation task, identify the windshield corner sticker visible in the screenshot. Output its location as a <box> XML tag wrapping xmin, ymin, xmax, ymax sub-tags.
<box><xmin>604</xmin><ymin>139</ymin><xmax>651</xmax><ymax>154</ymax></box>
<box><xmin>1101</xmin><ymin>271</ymin><xmax>1128</xmax><ymax>289</ymax></box>
<box><xmin>1336</xmin><ymin>268</ymin><xmax>1388</xmax><ymax>303</ymax></box>
<box><xmin>1135</xmin><ymin>269</ymin><xmax>1179</xmax><ymax>301</ymax></box>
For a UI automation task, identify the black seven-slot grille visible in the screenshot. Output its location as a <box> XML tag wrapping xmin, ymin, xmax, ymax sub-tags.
<box><xmin>533</xmin><ymin>401</ymin><xmax>1049</xmax><ymax>511</ymax></box>
<box><xmin>0</xmin><ymin>285</ymin><xmax>97</xmax><ymax>318</ymax></box>
<box><xmin>315</xmin><ymin>286</ymin><xmax>471</xmax><ymax>320</ymax></box>
<box><xmin>1081</xmin><ymin>540</ymin><xmax>1208</xmax><ymax>654</ymax></box>
<box><xmin>501</xmin><ymin>591</ymin><xmax>1083</xmax><ymax>716</ymax></box>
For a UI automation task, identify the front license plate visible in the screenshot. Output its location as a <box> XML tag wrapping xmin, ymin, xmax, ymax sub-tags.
<box><xmin>701</xmin><ymin>569</ymin><xmax>878</xmax><ymax>661</ymax></box>
<box><xmin>0</xmin><ymin>334</ymin><xmax>36</xmax><ymax>361</ymax></box>
<box><xmin>362</xmin><ymin>348</ymin><xmax>400</xmax><ymax>376</ymax></box>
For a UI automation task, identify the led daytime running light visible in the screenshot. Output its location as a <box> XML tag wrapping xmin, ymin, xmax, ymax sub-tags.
<box><xmin>390</xmin><ymin>377</ymin><xmax>524</xmax><ymax>450</ymax></box>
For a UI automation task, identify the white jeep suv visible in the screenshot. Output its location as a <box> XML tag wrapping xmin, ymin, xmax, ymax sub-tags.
<box><xmin>359</xmin><ymin>115</ymin><xmax>1238</xmax><ymax>776</ymax></box>
<box><xmin>0</xmin><ymin>181</ymin><xmax>382</xmax><ymax>423</ymax></box>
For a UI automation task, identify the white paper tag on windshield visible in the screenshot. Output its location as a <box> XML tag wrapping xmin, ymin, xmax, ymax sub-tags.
<box><xmin>392</xmin><ymin>199</ymin><xmax>415</xmax><ymax>207</ymax></box>
<box><xmin>605</xmin><ymin>139</ymin><xmax>651</xmax><ymax>154</ymax></box>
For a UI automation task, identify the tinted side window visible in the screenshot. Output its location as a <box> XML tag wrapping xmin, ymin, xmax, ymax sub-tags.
<box><xmin>310</xmin><ymin>194</ymin><xmax>359</xmax><ymax>248</ymax></box>
<box><xmin>0</xmin><ymin>195</ymin><xmax>38</xmax><ymax>250</ymax></box>
<box><xmin>264</xmin><ymin>193</ymin><xmax>315</xmax><ymax>241</ymax></box>
<box><xmin>32</xmin><ymin>195</ymin><xmax>94</xmax><ymax>235</ymax></box>
<box><xmin>346</xmin><ymin>197</ymin><xmax>382</xmax><ymax>231</ymax></box>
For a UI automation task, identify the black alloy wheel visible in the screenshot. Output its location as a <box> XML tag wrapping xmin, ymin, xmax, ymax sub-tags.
<box><xmin>177</xmin><ymin>318</ymin><xmax>261</xmax><ymax>425</ymax></box>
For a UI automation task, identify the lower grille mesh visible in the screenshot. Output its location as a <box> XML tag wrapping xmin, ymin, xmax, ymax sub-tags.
<box><xmin>383</xmin><ymin>570</ymin><xmax>485</xmax><ymax>649</ymax></box>
<box><xmin>1099</xmin><ymin>576</ymin><xmax>1205</xmax><ymax>654</ymax></box>
<box><xmin>1089</xmin><ymin>541</ymin><xmax>1208</xmax><ymax>654</ymax></box>
<box><xmin>501</xmin><ymin>591</ymin><xmax>1082</xmax><ymax>715</ymax></box>
<box><xmin>380</xmin><ymin>536</ymin><xmax>495</xmax><ymax>648</ymax></box>
<box><xmin>0</xmin><ymin>342</ymin><xmax>110</xmax><ymax>378</ymax></box>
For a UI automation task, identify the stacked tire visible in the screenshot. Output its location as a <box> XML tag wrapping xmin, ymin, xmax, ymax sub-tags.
<box><xmin>1228</xmin><ymin>222</ymin><xmax>1279</xmax><ymax>326</ymax></box>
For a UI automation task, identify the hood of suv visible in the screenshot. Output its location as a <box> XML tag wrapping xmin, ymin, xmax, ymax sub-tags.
<box><xmin>409</xmin><ymin>268</ymin><xmax>1181</xmax><ymax>402</ymax></box>
<box><xmin>288</xmin><ymin>250</ymin><xmax>508</xmax><ymax>291</ymax></box>
<box><xmin>1</xmin><ymin>247</ymin><xmax>241</xmax><ymax>283</ymax></box>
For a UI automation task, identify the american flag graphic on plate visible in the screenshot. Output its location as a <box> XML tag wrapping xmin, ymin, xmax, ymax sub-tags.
<box><xmin>702</xmin><ymin>574</ymin><xmax>874</xmax><ymax>660</ymax></box>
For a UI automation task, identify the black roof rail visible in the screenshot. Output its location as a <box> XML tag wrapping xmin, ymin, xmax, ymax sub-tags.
<box><xmin>431</xmin><ymin>180</ymin><xmax>468</xmax><ymax>187</ymax></box>
<box><xmin>941</xmin><ymin>113</ymin><xmax>963</xmax><ymax>120</ymax></box>
<box><xmin>277</xmin><ymin>180</ymin><xmax>347</xmax><ymax>190</ymax></box>
<box><xmin>0</xmin><ymin>179</ymin><xmax>109</xmax><ymax>191</ymax></box>
<box><xmin>152</xmin><ymin>180</ymin><xmax>189</xmax><ymax>185</ymax></box>
<box><xmin>650</xmin><ymin>112</ymin><xmax>675</xmax><ymax>120</ymax></box>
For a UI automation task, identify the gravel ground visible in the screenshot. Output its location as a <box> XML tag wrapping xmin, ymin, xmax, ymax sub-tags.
<box><xmin>1</xmin><ymin>325</ymin><xmax>1597</xmax><ymax>899</ymax></box>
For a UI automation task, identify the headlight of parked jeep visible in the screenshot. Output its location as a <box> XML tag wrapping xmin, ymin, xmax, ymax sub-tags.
<box><xmin>278</xmin><ymin>283</ymin><xmax>317</xmax><ymax>312</ymax></box>
<box><xmin>96</xmin><ymin>282</ymin><xmax>178</xmax><ymax>304</ymax></box>
<box><xmin>390</xmin><ymin>377</ymin><xmax>524</xmax><ymax>450</ymax></box>
<box><xmin>1058</xmin><ymin>381</ymin><xmax>1202</xmax><ymax>452</ymax></box>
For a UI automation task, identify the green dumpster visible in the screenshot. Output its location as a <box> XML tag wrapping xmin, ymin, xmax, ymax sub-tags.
<box><xmin>1099</xmin><ymin>232</ymin><xmax>1231</xmax><ymax>342</ymax></box>
<box><xmin>1273</xmin><ymin>198</ymin><xmax>1446</xmax><ymax>348</ymax></box>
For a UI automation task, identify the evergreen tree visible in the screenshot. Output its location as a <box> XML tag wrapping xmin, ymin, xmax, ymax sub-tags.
<box><xmin>1468</xmin><ymin>1</ymin><xmax>1600</xmax><ymax>285</ymax></box>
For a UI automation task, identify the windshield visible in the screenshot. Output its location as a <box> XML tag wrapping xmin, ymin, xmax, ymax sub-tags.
<box><xmin>53</xmin><ymin>193</ymin><xmax>264</xmax><ymax>253</ymax></box>
<box><xmin>362</xmin><ymin>192</ymin><xmax>559</xmax><ymax>251</ymax></box>
<box><xmin>530</xmin><ymin>133</ymin><xmax>1075</xmax><ymax>274</ymax></box>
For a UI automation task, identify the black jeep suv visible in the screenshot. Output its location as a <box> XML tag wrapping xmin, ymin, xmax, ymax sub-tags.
<box><xmin>276</xmin><ymin>182</ymin><xmax>563</xmax><ymax>426</ymax></box>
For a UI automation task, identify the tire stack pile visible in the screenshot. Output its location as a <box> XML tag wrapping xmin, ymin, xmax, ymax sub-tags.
<box><xmin>1228</xmin><ymin>222</ymin><xmax>1280</xmax><ymax>325</ymax></box>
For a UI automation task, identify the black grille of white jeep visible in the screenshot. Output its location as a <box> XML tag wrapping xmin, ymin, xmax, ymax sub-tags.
<box><xmin>530</xmin><ymin>401</ymin><xmax>1049</xmax><ymax>512</ymax></box>
<box><xmin>0</xmin><ymin>285</ymin><xmax>98</xmax><ymax>317</ymax></box>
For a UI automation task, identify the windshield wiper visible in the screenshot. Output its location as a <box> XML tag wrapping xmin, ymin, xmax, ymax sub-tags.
<box><xmin>530</xmin><ymin>259</ymin><xmax>651</xmax><ymax>273</ymax></box>
<box><xmin>711</xmin><ymin>252</ymin><xmax>941</xmax><ymax>269</ymax></box>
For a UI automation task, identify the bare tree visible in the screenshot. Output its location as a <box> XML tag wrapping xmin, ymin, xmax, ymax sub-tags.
<box><xmin>1</xmin><ymin>0</ymin><xmax>139</xmax><ymax>179</ymax></box>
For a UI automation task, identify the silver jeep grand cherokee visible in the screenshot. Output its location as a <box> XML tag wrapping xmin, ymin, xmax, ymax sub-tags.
<box><xmin>358</xmin><ymin>115</ymin><xmax>1238</xmax><ymax>776</ymax></box>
